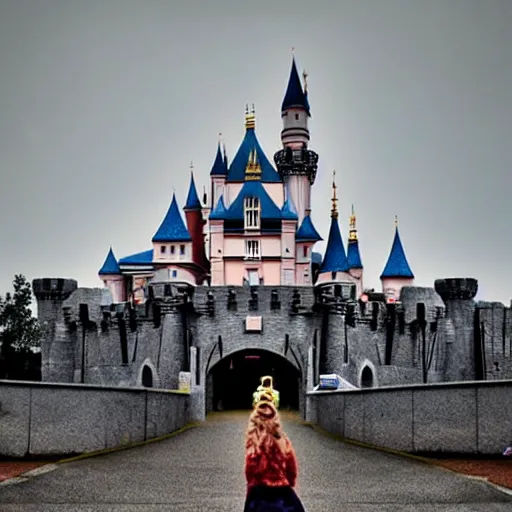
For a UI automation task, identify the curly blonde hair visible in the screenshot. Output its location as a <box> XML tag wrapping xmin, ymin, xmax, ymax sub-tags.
<box><xmin>245</xmin><ymin>400</ymin><xmax>291</xmax><ymax>474</ymax></box>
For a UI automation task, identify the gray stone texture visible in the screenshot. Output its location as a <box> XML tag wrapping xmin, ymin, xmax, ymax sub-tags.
<box><xmin>35</xmin><ymin>279</ymin><xmax>512</xmax><ymax>399</ymax></box>
<box><xmin>364</xmin><ymin>388</ymin><xmax>413</xmax><ymax>451</ymax></box>
<box><xmin>477</xmin><ymin>384</ymin><xmax>512</xmax><ymax>453</ymax></box>
<box><xmin>413</xmin><ymin>386</ymin><xmax>477</xmax><ymax>453</ymax></box>
<box><xmin>0</xmin><ymin>381</ymin><xmax>190</xmax><ymax>457</ymax></box>
<box><xmin>31</xmin><ymin>277</ymin><xmax>512</xmax><ymax>453</ymax></box>
<box><xmin>0</xmin><ymin>385</ymin><xmax>31</xmax><ymax>457</ymax></box>
<box><xmin>311</xmin><ymin>380</ymin><xmax>512</xmax><ymax>455</ymax></box>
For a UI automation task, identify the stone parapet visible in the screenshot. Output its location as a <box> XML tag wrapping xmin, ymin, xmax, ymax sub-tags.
<box><xmin>434</xmin><ymin>278</ymin><xmax>478</xmax><ymax>302</ymax></box>
<box><xmin>32</xmin><ymin>278</ymin><xmax>78</xmax><ymax>301</ymax></box>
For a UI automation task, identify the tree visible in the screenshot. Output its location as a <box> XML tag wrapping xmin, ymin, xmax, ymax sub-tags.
<box><xmin>0</xmin><ymin>274</ymin><xmax>41</xmax><ymax>379</ymax></box>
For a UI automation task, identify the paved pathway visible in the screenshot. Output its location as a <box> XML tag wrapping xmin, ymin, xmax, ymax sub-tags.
<box><xmin>0</xmin><ymin>411</ymin><xmax>510</xmax><ymax>511</ymax></box>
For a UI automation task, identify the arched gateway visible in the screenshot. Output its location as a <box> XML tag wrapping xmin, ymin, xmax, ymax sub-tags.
<box><xmin>205</xmin><ymin>349</ymin><xmax>302</xmax><ymax>413</ymax></box>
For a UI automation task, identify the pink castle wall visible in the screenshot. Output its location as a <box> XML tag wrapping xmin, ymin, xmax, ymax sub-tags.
<box><xmin>381</xmin><ymin>277</ymin><xmax>414</xmax><ymax>301</ymax></box>
<box><xmin>152</xmin><ymin>242</ymin><xmax>192</xmax><ymax>263</ymax></box>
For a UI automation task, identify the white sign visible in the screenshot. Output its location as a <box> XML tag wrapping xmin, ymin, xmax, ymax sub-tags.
<box><xmin>245</xmin><ymin>316</ymin><xmax>262</xmax><ymax>332</ymax></box>
<box><xmin>179</xmin><ymin>372</ymin><xmax>191</xmax><ymax>392</ymax></box>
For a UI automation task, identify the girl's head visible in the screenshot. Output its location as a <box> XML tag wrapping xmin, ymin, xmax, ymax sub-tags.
<box><xmin>246</xmin><ymin>400</ymin><xmax>284</xmax><ymax>452</ymax></box>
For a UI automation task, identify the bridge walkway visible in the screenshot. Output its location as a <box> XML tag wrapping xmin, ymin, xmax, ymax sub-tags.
<box><xmin>0</xmin><ymin>411</ymin><xmax>510</xmax><ymax>511</ymax></box>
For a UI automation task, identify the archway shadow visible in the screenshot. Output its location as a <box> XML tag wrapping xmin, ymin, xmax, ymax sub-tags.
<box><xmin>206</xmin><ymin>349</ymin><xmax>301</xmax><ymax>414</ymax></box>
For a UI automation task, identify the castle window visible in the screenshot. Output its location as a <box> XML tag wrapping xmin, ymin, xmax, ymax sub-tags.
<box><xmin>161</xmin><ymin>246</ymin><xmax>166</xmax><ymax>254</ymax></box>
<box><xmin>171</xmin><ymin>270</ymin><xmax>177</xmax><ymax>278</ymax></box>
<box><xmin>245</xmin><ymin>240</ymin><xmax>260</xmax><ymax>259</ymax></box>
<box><xmin>170</xmin><ymin>245</ymin><xmax>175</xmax><ymax>255</ymax></box>
<box><xmin>180</xmin><ymin>244</ymin><xmax>185</xmax><ymax>255</ymax></box>
<box><xmin>247</xmin><ymin>270</ymin><xmax>259</xmax><ymax>286</ymax></box>
<box><xmin>303</xmin><ymin>246</ymin><xmax>308</xmax><ymax>258</ymax></box>
<box><xmin>244</xmin><ymin>196</ymin><xmax>260</xmax><ymax>230</ymax></box>
<box><xmin>295</xmin><ymin>113</ymin><xmax>299</xmax><ymax>120</ymax></box>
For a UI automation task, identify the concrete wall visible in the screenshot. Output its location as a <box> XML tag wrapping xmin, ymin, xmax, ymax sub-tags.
<box><xmin>308</xmin><ymin>380</ymin><xmax>512</xmax><ymax>455</ymax></box>
<box><xmin>0</xmin><ymin>380</ymin><xmax>190</xmax><ymax>458</ymax></box>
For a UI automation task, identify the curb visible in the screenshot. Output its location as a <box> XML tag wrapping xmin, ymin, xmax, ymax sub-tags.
<box><xmin>0</xmin><ymin>422</ymin><xmax>199</xmax><ymax>487</ymax></box>
<box><xmin>300</xmin><ymin>421</ymin><xmax>512</xmax><ymax>497</ymax></box>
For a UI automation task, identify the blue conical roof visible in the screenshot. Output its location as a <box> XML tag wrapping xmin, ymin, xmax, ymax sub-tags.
<box><xmin>281</xmin><ymin>57</ymin><xmax>310</xmax><ymax>115</ymax></box>
<box><xmin>347</xmin><ymin>241</ymin><xmax>363</xmax><ymax>269</ymax></box>
<box><xmin>210</xmin><ymin>143</ymin><xmax>228</xmax><ymax>176</ymax></box>
<box><xmin>99</xmin><ymin>247</ymin><xmax>121</xmax><ymax>275</ymax></box>
<box><xmin>224</xmin><ymin>180</ymin><xmax>282</xmax><ymax>220</ymax></box>
<box><xmin>152</xmin><ymin>193</ymin><xmax>192</xmax><ymax>242</ymax></box>
<box><xmin>380</xmin><ymin>227</ymin><xmax>414</xmax><ymax>278</ymax></box>
<box><xmin>209</xmin><ymin>195</ymin><xmax>227</xmax><ymax>220</ymax></box>
<box><xmin>320</xmin><ymin>217</ymin><xmax>349</xmax><ymax>273</ymax></box>
<box><xmin>226</xmin><ymin>128</ymin><xmax>281</xmax><ymax>183</ymax></box>
<box><xmin>184</xmin><ymin>172</ymin><xmax>201</xmax><ymax>209</ymax></box>
<box><xmin>281</xmin><ymin>197</ymin><xmax>298</xmax><ymax>220</ymax></box>
<box><xmin>296</xmin><ymin>214</ymin><xmax>323</xmax><ymax>242</ymax></box>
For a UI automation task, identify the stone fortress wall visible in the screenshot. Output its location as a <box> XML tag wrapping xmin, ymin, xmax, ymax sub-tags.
<box><xmin>32</xmin><ymin>276</ymin><xmax>512</xmax><ymax>405</ymax></box>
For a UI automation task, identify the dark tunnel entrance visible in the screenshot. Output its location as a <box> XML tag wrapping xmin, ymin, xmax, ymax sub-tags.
<box><xmin>207</xmin><ymin>349</ymin><xmax>301</xmax><ymax>412</ymax></box>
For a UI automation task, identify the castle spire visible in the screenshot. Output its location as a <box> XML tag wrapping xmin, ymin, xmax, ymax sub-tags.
<box><xmin>331</xmin><ymin>171</ymin><xmax>338</xmax><ymax>220</ymax></box>
<box><xmin>380</xmin><ymin>217</ymin><xmax>414</xmax><ymax>279</ymax></box>
<box><xmin>210</xmin><ymin>139</ymin><xmax>228</xmax><ymax>176</ymax></box>
<box><xmin>98</xmin><ymin>247</ymin><xmax>121</xmax><ymax>275</ymax></box>
<box><xmin>245</xmin><ymin>103</ymin><xmax>256</xmax><ymax>130</ymax></box>
<box><xmin>349</xmin><ymin>204</ymin><xmax>358</xmax><ymax>242</ymax></box>
<box><xmin>281</xmin><ymin>56</ymin><xmax>310</xmax><ymax>115</ymax></box>
<box><xmin>184</xmin><ymin>166</ymin><xmax>201</xmax><ymax>210</ymax></box>
<box><xmin>152</xmin><ymin>193</ymin><xmax>192</xmax><ymax>242</ymax></box>
<box><xmin>347</xmin><ymin>204</ymin><xmax>363</xmax><ymax>269</ymax></box>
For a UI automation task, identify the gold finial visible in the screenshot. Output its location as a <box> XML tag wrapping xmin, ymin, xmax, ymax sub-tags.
<box><xmin>291</xmin><ymin>46</ymin><xmax>296</xmax><ymax>55</ymax></box>
<box><xmin>303</xmin><ymin>69</ymin><xmax>308</xmax><ymax>93</ymax></box>
<box><xmin>190</xmin><ymin>160</ymin><xmax>194</xmax><ymax>174</ymax></box>
<box><xmin>245</xmin><ymin>148</ymin><xmax>261</xmax><ymax>180</ymax></box>
<box><xmin>394</xmin><ymin>215</ymin><xmax>398</xmax><ymax>228</ymax></box>
<box><xmin>245</xmin><ymin>103</ymin><xmax>256</xmax><ymax>130</ymax></box>
<box><xmin>331</xmin><ymin>170</ymin><xmax>338</xmax><ymax>219</ymax></box>
<box><xmin>349</xmin><ymin>204</ymin><xmax>358</xmax><ymax>242</ymax></box>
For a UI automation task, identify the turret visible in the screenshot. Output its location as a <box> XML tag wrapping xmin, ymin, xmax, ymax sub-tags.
<box><xmin>295</xmin><ymin>212</ymin><xmax>323</xmax><ymax>285</ymax></box>
<box><xmin>209</xmin><ymin>195</ymin><xmax>227</xmax><ymax>285</ymax></box>
<box><xmin>184</xmin><ymin>167</ymin><xmax>209</xmax><ymax>275</ymax></box>
<box><xmin>98</xmin><ymin>247</ymin><xmax>126</xmax><ymax>303</ymax></box>
<box><xmin>281</xmin><ymin>197</ymin><xmax>298</xmax><ymax>284</ymax></box>
<box><xmin>274</xmin><ymin>55</ymin><xmax>319</xmax><ymax>224</ymax></box>
<box><xmin>152</xmin><ymin>192</ymin><xmax>198</xmax><ymax>284</ymax></box>
<box><xmin>316</xmin><ymin>172</ymin><xmax>350</xmax><ymax>283</ymax></box>
<box><xmin>347</xmin><ymin>205</ymin><xmax>363</xmax><ymax>296</ymax></box>
<box><xmin>380</xmin><ymin>216</ymin><xmax>414</xmax><ymax>302</ymax></box>
<box><xmin>210</xmin><ymin>134</ymin><xmax>228</xmax><ymax>209</ymax></box>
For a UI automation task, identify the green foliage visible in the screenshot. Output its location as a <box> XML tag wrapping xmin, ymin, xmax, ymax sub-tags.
<box><xmin>0</xmin><ymin>275</ymin><xmax>41</xmax><ymax>378</ymax></box>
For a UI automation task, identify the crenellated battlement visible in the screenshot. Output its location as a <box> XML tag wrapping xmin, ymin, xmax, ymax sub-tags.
<box><xmin>33</xmin><ymin>275</ymin><xmax>512</xmax><ymax>398</ymax></box>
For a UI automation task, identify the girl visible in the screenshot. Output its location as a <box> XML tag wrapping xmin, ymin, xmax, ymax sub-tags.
<box><xmin>244</xmin><ymin>399</ymin><xmax>306</xmax><ymax>511</ymax></box>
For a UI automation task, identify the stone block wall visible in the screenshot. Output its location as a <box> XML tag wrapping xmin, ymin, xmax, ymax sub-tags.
<box><xmin>309</xmin><ymin>379</ymin><xmax>512</xmax><ymax>455</ymax></box>
<box><xmin>0</xmin><ymin>381</ymin><xmax>190</xmax><ymax>458</ymax></box>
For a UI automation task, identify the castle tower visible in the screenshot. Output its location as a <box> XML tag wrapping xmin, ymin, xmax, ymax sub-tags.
<box><xmin>210</xmin><ymin>136</ymin><xmax>228</xmax><ymax>209</ymax></box>
<box><xmin>274</xmin><ymin>56</ymin><xmax>319</xmax><ymax>224</ymax></box>
<box><xmin>295</xmin><ymin>211</ymin><xmax>323</xmax><ymax>285</ymax></box>
<box><xmin>316</xmin><ymin>172</ymin><xmax>350</xmax><ymax>283</ymax></box>
<box><xmin>32</xmin><ymin>278</ymin><xmax>78</xmax><ymax>382</ymax></box>
<box><xmin>152</xmin><ymin>192</ymin><xmax>198</xmax><ymax>283</ymax></box>
<box><xmin>209</xmin><ymin>195</ymin><xmax>226</xmax><ymax>285</ymax></box>
<box><xmin>184</xmin><ymin>168</ymin><xmax>210</xmax><ymax>275</ymax></box>
<box><xmin>280</xmin><ymin>196</ymin><xmax>298</xmax><ymax>285</ymax></box>
<box><xmin>347</xmin><ymin>205</ymin><xmax>364</xmax><ymax>296</ymax></box>
<box><xmin>380</xmin><ymin>216</ymin><xmax>414</xmax><ymax>301</ymax></box>
<box><xmin>98</xmin><ymin>247</ymin><xmax>126</xmax><ymax>303</ymax></box>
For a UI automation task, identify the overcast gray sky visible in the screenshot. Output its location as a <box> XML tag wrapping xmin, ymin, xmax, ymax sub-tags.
<box><xmin>1</xmin><ymin>0</ymin><xmax>511</xmax><ymax>304</ymax></box>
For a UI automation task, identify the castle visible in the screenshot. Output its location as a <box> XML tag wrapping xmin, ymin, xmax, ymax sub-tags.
<box><xmin>33</xmin><ymin>57</ymin><xmax>512</xmax><ymax>420</ymax></box>
<box><xmin>96</xmin><ymin>56</ymin><xmax>413</xmax><ymax>304</ymax></box>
